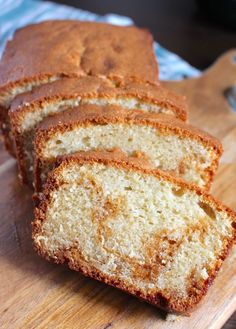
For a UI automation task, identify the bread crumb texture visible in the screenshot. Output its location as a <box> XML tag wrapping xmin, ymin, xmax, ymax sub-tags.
<box><xmin>17</xmin><ymin>97</ymin><xmax>172</xmax><ymax>132</ymax></box>
<box><xmin>33</xmin><ymin>162</ymin><xmax>235</xmax><ymax>313</ymax></box>
<box><xmin>40</xmin><ymin>123</ymin><xmax>216</xmax><ymax>187</ymax></box>
<box><xmin>13</xmin><ymin>97</ymin><xmax>178</xmax><ymax>185</ymax></box>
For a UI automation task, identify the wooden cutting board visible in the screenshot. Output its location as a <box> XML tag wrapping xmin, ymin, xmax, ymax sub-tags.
<box><xmin>0</xmin><ymin>50</ymin><xmax>236</xmax><ymax>329</ymax></box>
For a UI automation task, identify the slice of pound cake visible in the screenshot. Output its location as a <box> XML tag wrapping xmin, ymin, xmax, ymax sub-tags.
<box><xmin>0</xmin><ymin>20</ymin><xmax>158</xmax><ymax>154</ymax></box>
<box><xmin>34</xmin><ymin>104</ymin><xmax>221</xmax><ymax>192</ymax></box>
<box><xmin>9</xmin><ymin>77</ymin><xmax>187</xmax><ymax>186</ymax></box>
<box><xmin>32</xmin><ymin>150</ymin><xmax>236</xmax><ymax>315</ymax></box>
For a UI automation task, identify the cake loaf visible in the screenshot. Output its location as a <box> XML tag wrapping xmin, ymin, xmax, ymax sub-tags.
<box><xmin>9</xmin><ymin>77</ymin><xmax>187</xmax><ymax>186</ymax></box>
<box><xmin>32</xmin><ymin>150</ymin><xmax>236</xmax><ymax>315</ymax></box>
<box><xmin>0</xmin><ymin>20</ymin><xmax>158</xmax><ymax>154</ymax></box>
<box><xmin>33</xmin><ymin>104</ymin><xmax>221</xmax><ymax>192</ymax></box>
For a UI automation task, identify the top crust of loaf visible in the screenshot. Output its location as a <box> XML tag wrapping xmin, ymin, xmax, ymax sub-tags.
<box><xmin>33</xmin><ymin>149</ymin><xmax>236</xmax><ymax>314</ymax></box>
<box><xmin>0</xmin><ymin>20</ymin><xmax>158</xmax><ymax>92</ymax></box>
<box><xmin>10</xmin><ymin>77</ymin><xmax>187</xmax><ymax>122</ymax></box>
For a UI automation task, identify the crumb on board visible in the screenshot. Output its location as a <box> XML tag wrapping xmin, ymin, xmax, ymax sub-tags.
<box><xmin>166</xmin><ymin>313</ymin><xmax>182</xmax><ymax>322</ymax></box>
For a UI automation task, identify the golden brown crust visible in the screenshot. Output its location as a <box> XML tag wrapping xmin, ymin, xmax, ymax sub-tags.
<box><xmin>0</xmin><ymin>20</ymin><xmax>158</xmax><ymax>93</ymax></box>
<box><xmin>9</xmin><ymin>77</ymin><xmax>187</xmax><ymax>186</ymax></box>
<box><xmin>32</xmin><ymin>239</ymin><xmax>182</xmax><ymax>314</ymax></box>
<box><xmin>36</xmin><ymin>104</ymin><xmax>219</xmax><ymax>150</ymax></box>
<box><xmin>10</xmin><ymin>77</ymin><xmax>186</xmax><ymax>121</ymax></box>
<box><xmin>32</xmin><ymin>149</ymin><xmax>236</xmax><ymax>315</ymax></box>
<box><xmin>33</xmin><ymin>241</ymin><xmax>233</xmax><ymax>315</ymax></box>
<box><xmin>0</xmin><ymin>106</ymin><xmax>16</xmax><ymax>156</ymax></box>
<box><xmin>33</xmin><ymin>104</ymin><xmax>222</xmax><ymax>191</ymax></box>
<box><xmin>55</xmin><ymin>149</ymin><xmax>235</xmax><ymax>218</ymax></box>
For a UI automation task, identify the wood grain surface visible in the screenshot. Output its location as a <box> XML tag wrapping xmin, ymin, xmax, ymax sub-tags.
<box><xmin>0</xmin><ymin>50</ymin><xmax>236</xmax><ymax>329</ymax></box>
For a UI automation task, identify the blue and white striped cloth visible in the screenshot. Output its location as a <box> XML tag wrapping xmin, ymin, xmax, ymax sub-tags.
<box><xmin>0</xmin><ymin>0</ymin><xmax>200</xmax><ymax>80</ymax></box>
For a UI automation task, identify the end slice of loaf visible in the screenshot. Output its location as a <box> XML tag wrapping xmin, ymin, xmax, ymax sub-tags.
<box><xmin>9</xmin><ymin>77</ymin><xmax>187</xmax><ymax>185</ymax></box>
<box><xmin>34</xmin><ymin>104</ymin><xmax>221</xmax><ymax>192</ymax></box>
<box><xmin>0</xmin><ymin>20</ymin><xmax>159</xmax><ymax>154</ymax></box>
<box><xmin>32</xmin><ymin>150</ymin><xmax>236</xmax><ymax>315</ymax></box>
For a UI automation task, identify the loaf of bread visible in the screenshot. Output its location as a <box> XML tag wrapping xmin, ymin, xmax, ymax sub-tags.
<box><xmin>0</xmin><ymin>20</ymin><xmax>158</xmax><ymax>154</ymax></box>
<box><xmin>9</xmin><ymin>77</ymin><xmax>187</xmax><ymax>186</ymax></box>
<box><xmin>33</xmin><ymin>104</ymin><xmax>221</xmax><ymax>192</ymax></box>
<box><xmin>1</xmin><ymin>18</ymin><xmax>233</xmax><ymax>318</ymax></box>
<box><xmin>32</xmin><ymin>150</ymin><xmax>236</xmax><ymax>315</ymax></box>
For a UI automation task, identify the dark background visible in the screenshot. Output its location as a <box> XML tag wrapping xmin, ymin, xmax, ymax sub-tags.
<box><xmin>50</xmin><ymin>0</ymin><xmax>236</xmax><ymax>70</ymax></box>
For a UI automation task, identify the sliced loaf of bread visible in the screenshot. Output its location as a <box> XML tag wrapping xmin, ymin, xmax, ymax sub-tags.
<box><xmin>0</xmin><ymin>20</ymin><xmax>158</xmax><ymax>154</ymax></box>
<box><xmin>32</xmin><ymin>150</ymin><xmax>236</xmax><ymax>315</ymax></box>
<box><xmin>9</xmin><ymin>77</ymin><xmax>187</xmax><ymax>186</ymax></box>
<box><xmin>34</xmin><ymin>104</ymin><xmax>221</xmax><ymax>192</ymax></box>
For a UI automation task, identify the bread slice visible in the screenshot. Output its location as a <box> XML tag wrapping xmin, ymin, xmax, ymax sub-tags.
<box><xmin>0</xmin><ymin>20</ymin><xmax>158</xmax><ymax>154</ymax></box>
<box><xmin>32</xmin><ymin>150</ymin><xmax>236</xmax><ymax>315</ymax></box>
<box><xmin>33</xmin><ymin>104</ymin><xmax>221</xmax><ymax>192</ymax></box>
<box><xmin>0</xmin><ymin>76</ymin><xmax>58</xmax><ymax>156</ymax></box>
<box><xmin>9</xmin><ymin>77</ymin><xmax>187</xmax><ymax>186</ymax></box>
